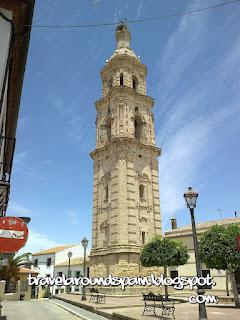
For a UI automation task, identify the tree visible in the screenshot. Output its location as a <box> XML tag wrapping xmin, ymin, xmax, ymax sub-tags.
<box><xmin>0</xmin><ymin>252</ymin><xmax>31</xmax><ymax>288</ymax></box>
<box><xmin>199</xmin><ymin>224</ymin><xmax>240</xmax><ymax>308</ymax></box>
<box><xmin>140</xmin><ymin>236</ymin><xmax>189</xmax><ymax>300</ymax></box>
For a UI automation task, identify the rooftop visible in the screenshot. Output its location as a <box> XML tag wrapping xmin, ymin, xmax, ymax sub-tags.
<box><xmin>18</xmin><ymin>267</ymin><xmax>38</xmax><ymax>275</ymax></box>
<box><xmin>165</xmin><ymin>217</ymin><xmax>240</xmax><ymax>238</ymax></box>
<box><xmin>32</xmin><ymin>245</ymin><xmax>76</xmax><ymax>256</ymax></box>
<box><xmin>55</xmin><ymin>256</ymin><xmax>90</xmax><ymax>267</ymax></box>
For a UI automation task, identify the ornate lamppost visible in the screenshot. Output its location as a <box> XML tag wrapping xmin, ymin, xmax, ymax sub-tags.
<box><xmin>81</xmin><ymin>237</ymin><xmax>88</xmax><ymax>301</ymax></box>
<box><xmin>184</xmin><ymin>187</ymin><xmax>208</xmax><ymax>320</ymax></box>
<box><xmin>67</xmin><ymin>251</ymin><xmax>72</xmax><ymax>294</ymax></box>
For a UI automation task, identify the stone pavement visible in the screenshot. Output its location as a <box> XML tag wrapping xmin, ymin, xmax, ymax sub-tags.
<box><xmin>102</xmin><ymin>304</ymin><xmax>240</xmax><ymax>320</ymax></box>
<box><xmin>51</xmin><ymin>299</ymin><xmax>108</xmax><ymax>320</ymax></box>
<box><xmin>55</xmin><ymin>293</ymin><xmax>240</xmax><ymax>320</ymax></box>
<box><xmin>56</xmin><ymin>293</ymin><xmax>144</xmax><ymax>310</ymax></box>
<box><xmin>1</xmin><ymin>300</ymin><xmax>80</xmax><ymax>320</ymax></box>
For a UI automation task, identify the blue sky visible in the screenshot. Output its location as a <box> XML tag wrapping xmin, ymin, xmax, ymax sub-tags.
<box><xmin>8</xmin><ymin>0</ymin><xmax>240</xmax><ymax>253</ymax></box>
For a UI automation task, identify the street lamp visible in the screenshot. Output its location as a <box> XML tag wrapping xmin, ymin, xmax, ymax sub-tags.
<box><xmin>184</xmin><ymin>187</ymin><xmax>208</xmax><ymax>320</ymax></box>
<box><xmin>81</xmin><ymin>237</ymin><xmax>88</xmax><ymax>301</ymax></box>
<box><xmin>67</xmin><ymin>251</ymin><xmax>72</xmax><ymax>294</ymax></box>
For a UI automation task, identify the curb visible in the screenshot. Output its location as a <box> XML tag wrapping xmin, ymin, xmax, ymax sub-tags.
<box><xmin>51</xmin><ymin>298</ymin><xmax>139</xmax><ymax>320</ymax></box>
<box><xmin>52</xmin><ymin>296</ymin><xmax>97</xmax><ymax>312</ymax></box>
<box><xmin>50</xmin><ymin>299</ymin><xmax>91</xmax><ymax>320</ymax></box>
<box><xmin>53</xmin><ymin>296</ymin><xmax>112</xmax><ymax>319</ymax></box>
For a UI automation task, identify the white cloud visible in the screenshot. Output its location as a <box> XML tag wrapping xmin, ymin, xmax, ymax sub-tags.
<box><xmin>12</xmin><ymin>153</ymin><xmax>50</xmax><ymax>181</ymax></box>
<box><xmin>154</xmin><ymin>1</ymin><xmax>240</xmax><ymax>225</ymax></box>
<box><xmin>159</xmin><ymin>101</ymin><xmax>240</xmax><ymax>216</ymax></box>
<box><xmin>51</xmin><ymin>95</ymin><xmax>87</xmax><ymax>145</ymax></box>
<box><xmin>7</xmin><ymin>201</ymin><xmax>32</xmax><ymax>216</ymax></box>
<box><xmin>67</xmin><ymin>209</ymin><xmax>80</xmax><ymax>225</ymax></box>
<box><xmin>13</xmin><ymin>151</ymin><xmax>28</xmax><ymax>169</ymax></box>
<box><xmin>156</xmin><ymin>0</ymin><xmax>209</xmax><ymax>104</ymax></box>
<box><xmin>18</xmin><ymin>229</ymin><xmax>61</xmax><ymax>254</ymax></box>
<box><xmin>136</xmin><ymin>0</ymin><xmax>144</xmax><ymax>20</ymax></box>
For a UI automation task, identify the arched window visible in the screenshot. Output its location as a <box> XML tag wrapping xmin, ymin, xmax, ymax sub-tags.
<box><xmin>139</xmin><ymin>184</ymin><xmax>145</xmax><ymax>201</ymax></box>
<box><xmin>134</xmin><ymin>119</ymin><xmax>141</xmax><ymax>140</ymax></box>
<box><xmin>134</xmin><ymin>114</ymin><xmax>143</xmax><ymax>141</ymax></box>
<box><xmin>120</xmin><ymin>73</ymin><xmax>124</xmax><ymax>85</ymax></box>
<box><xmin>132</xmin><ymin>76</ymin><xmax>138</xmax><ymax>91</ymax></box>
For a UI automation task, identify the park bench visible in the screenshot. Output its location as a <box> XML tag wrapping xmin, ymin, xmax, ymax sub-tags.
<box><xmin>142</xmin><ymin>292</ymin><xmax>175</xmax><ymax>319</ymax></box>
<box><xmin>89</xmin><ymin>288</ymin><xmax>106</xmax><ymax>303</ymax></box>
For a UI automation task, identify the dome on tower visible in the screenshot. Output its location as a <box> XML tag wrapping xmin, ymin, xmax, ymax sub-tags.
<box><xmin>109</xmin><ymin>22</ymin><xmax>140</xmax><ymax>62</ymax></box>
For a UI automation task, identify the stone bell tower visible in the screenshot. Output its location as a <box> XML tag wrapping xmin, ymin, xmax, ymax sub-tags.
<box><xmin>90</xmin><ymin>23</ymin><xmax>162</xmax><ymax>277</ymax></box>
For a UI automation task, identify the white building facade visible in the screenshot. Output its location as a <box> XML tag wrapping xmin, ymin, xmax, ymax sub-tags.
<box><xmin>31</xmin><ymin>244</ymin><xmax>89</xmax><ymax>295</ymax></box>
<box><xmin>53</xmin><ymin>257</ymin><xmax>90</xmax><ymax>295</ymax></box>
<box><xmin>165</xmin><ymin>217</ymin><xmax>240</xmax><ymax>294</ymax></box>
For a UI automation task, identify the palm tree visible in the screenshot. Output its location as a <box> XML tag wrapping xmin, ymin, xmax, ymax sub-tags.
<box><xmin>0</xmin><ymin>252</ymin><xmax>31</xmax><ymax>291</ymax></box>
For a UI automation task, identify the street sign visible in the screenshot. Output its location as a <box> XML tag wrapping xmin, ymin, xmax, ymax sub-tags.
<box><xmin>237</xmin><ymin>235</ymin><xmax>240</xmax><ymax>252</ymax></box>
<box><xmin>0</xmin><ymin>216</ymin><xmax>29</xmax><ymax>253</ymax></box>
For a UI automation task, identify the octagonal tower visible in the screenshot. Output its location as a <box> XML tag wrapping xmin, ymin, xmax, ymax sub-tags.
<box><xmin>90</xmin><ymin>23</ymin><xmax>162</xmax><ymax>277</ymax></box>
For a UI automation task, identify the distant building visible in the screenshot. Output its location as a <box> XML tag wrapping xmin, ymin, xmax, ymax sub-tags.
<box><xmin>165</xmin><ymin>217</ymin><xmax>240</xmax><ymax>294</ymax></box>
<box><xmin>31</xmin><ymin>244</ymin><xmax>89</xmax><ymax>294</ymax></box>
<box><xmin>17</xmin><ymin>267</ymin><xmax>38</xmax><ymax>281</ymax></box>
<box><xmin>17</xmin><ymin>267</ymin><xmax>38</xmax><ymax>299</ymax></box>
<box><xmin>54</xmin><ymin>257</ymin><xmax>90</xmax><ymax>295</ymax></box>
<box><xmin>0</xmin><ymin>0</ymin><xmax>35</xmax><ymax>216</ymax></box>
<box><xmin>32</xmin><ymin>245</ymin><xmax>77</xmax><ymax>278</ymax></box>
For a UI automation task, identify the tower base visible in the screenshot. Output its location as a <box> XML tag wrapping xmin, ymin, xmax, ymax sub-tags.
<box><xmin>90</xmin><ymin>248</ymin><xmax>163</xmax><ymax>278</ymax></box>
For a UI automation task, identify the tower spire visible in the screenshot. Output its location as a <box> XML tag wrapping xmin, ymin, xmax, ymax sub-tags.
<box><xmin>115</xmin><ymin>22</ymin><xmax>131</xmax><ymax>49</ymax></box>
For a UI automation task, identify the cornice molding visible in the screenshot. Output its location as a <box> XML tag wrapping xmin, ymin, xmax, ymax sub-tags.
<box><xmin>101</xmin><ymin>54</ymin><xmax>147</xmax><ymax>77</ymax></box>
<box><xmin>95</xmin><ymin>85</ymin><xmax>154</xmax><ymax>110</ymax></box>
<box><xmin>90</xmin><ymin>137</ymin><xmax>161</xmax><ymax>159</ymax></box>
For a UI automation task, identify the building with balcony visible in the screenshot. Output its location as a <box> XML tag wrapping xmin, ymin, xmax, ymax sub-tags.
<box><xmin>0</xmin><ymin>0</ymin><xmax>35</xmax><ymax>216</ymax></box>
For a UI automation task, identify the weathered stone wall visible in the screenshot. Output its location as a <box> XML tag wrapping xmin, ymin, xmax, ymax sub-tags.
<box><xmin>91</xmin><ymin>140</ymin><xmax>161</xmax><ymax>253</ymax></box>
<box><xmin>95</xmin><ymin>87</ymin><xmax>155</xmax><ymax>149</ymax></box>
<box><xmin>0</xmin><ymin>280</ymin><xmax>21</xmax><ymax>301</ymax></box>
<box><xmin>101</xmin><ymin>56</ymin><xmax>147</xmax><ymax>97</ymax></box>
<box><xmin>90</xmin><ymin>252</ymin><xmax>163</xmax><ymax>278</ymax></box>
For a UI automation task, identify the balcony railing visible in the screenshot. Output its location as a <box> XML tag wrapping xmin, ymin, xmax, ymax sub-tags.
<box><xmin>0</xmin><ymin>136</ymin><xmax>16</xmax><ymax>182</ymax></box>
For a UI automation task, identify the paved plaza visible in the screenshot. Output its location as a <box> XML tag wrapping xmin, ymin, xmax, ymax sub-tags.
<box><xmin>54</xmin><ymin>293</ymin><xmax>240</xmax><ymax>320</ymax></box>
<box><xmin>0</xmin><ymin>294</ymin><xmax>240</xmax><ymax>320</ymax></box>
<box><xmin>0</xmin><ymin>300</ymin><xmax>80</xmax><ymax>320</ymax></box>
